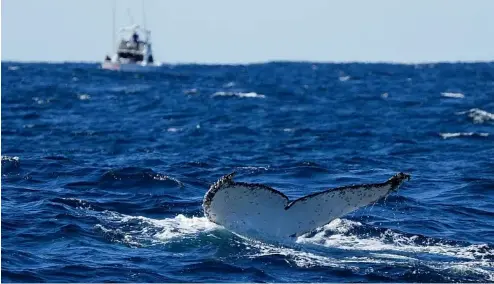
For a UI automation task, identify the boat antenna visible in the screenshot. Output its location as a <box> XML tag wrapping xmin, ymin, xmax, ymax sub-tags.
<box><xmin>112</xmin><ymin>0</ymin><xmax>116</xmax><ymax>52</ymax></box>
<box><xmin>142</xmin><ymin>0</ymin><xmax>147</xmax><ymax>41</ymax></box>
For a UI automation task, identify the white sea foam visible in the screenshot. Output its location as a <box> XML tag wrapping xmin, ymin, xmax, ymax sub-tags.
<box><xmin>456</xmin><ymin>108</ymin><xmax>494</xmax><ymax>124</ymax></box>
<box><xmin>2</xmin><ymin>156</ymin><xmax>20</xmax><ymax>162</ymax></box>
<box><xmin>167</xmin><ymin>127</ymin><xmax>180</xmax><ymax>133</ymax></box>
<box><xmin>441</xmin><ymin>92</ymin><xmax>465</xmax><ymax>98</ymax></box>
<box><xmin>439</xmin><ymin>132</ymin><xmax>489</xmax><ymax>139</ymax></box>
<box><xmin>99</xmin><ymin>213</ymin><xmax>218</xmax><ymax>243</ymax></box>
<box><xmin>296</xmin><ymin>219</ymin><xmax>493</xmax><ymax>261</ymax></box>
<box><xmin>223</xmin><ymin>82</ymin><xmax>236</xmax><ymax>88</ymax></box>
<box><xmin>32</xmin><ymin>97</ymin><xmax>47</xmax><ymax>104</ymax></box>
<box><xmin>103</xmin><ymin>212</ymin><xmax>494</xmax><ymax>262</ymax></box>
<box><xmin>78</xmin><ymin>94</ymin><xmax>91</xmax><ymax>100</ymax></box>
<box><xmin>339</xmin><ymin>76</ymin><xmax>351</xmax><ymax>82</ymax></box>
<box><xmin>183</xmin><ymin>88</ymin><xmax>198</xmax><ymax>95</ymax></box>
<box><xmin>235</xmin><ymin>166</ymin><xmax>269</xmax><ymax>173</ymax></box>
<box><xmin>244</xmin><ymin>239</ymin><xmax>344</xmax><ymax>268</ymax></box>
<box><xmin>212</xmin><ymin>91</ymin><xmax>265</xmax><ymax>99</ymax></box>
<box><xmin>94</xmin><ymin>212</ymin><xmax>494</xmax><ymax>278</ymax></box>
<box><xmin>151</xmin><ymin>174</ymin><xmax>183</xmax><ymax>186</ymax></box>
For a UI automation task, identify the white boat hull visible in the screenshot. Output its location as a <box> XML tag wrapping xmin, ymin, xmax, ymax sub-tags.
<box><xmin>101</xmin><ymin>61</ymin><xmax>161</xmax><ymax>72</ymax></box>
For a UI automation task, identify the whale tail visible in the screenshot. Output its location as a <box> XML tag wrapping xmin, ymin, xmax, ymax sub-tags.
<box><xmin>203</xmin><ymin>172</ymin><xmax>411</xmax><ymax>240</ymax></box>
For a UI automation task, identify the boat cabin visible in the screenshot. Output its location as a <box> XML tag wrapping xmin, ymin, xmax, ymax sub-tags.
<box><xmin>106</xmin><ymin>25</ymin><xmax>154</xmax><ymax>64</ymax></box>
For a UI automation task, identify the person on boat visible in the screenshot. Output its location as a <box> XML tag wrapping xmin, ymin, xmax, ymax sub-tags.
<box><xmin>132</xmin><ymin>32</ymin><xmax>140</xmax><ymax>48</ymax></box>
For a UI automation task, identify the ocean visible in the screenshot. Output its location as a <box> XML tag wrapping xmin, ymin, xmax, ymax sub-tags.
<box><xmin>2</xmin><ymin>62</ymin><xmax>493</xmax><ymax>282</ymax></box>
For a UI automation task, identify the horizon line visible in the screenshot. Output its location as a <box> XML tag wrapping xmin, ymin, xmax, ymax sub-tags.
<box><xmin>2</xmin><ymin>59</ymin><xmax>494</xmax><ymax>66</ymax></box>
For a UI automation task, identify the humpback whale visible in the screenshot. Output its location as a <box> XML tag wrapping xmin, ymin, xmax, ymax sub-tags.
<box><xmin>203</xmin><ymin>172</ymin><xmax>410</xmax><ymax>240</ymax></box>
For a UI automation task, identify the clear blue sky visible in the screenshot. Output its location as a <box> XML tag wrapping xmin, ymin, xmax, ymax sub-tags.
<box><xmin>2</xmin><ymin>0</ymin><xmax>494</xmax><ymax>63</ymax></box>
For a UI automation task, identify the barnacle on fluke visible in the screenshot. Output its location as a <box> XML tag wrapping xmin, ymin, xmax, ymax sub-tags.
<box><xmin>203</xmin><ymin>172</ymin><xmax>410</xmax><ymax>240</ymax></box>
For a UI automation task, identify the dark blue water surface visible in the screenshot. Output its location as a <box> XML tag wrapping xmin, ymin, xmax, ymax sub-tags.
<box><xmin>2</xmin><ymin>62</ymin><xmax>494</xmax><ymax>282</ymax></box>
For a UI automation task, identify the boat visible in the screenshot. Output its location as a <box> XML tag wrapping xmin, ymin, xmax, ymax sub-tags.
<box><xmin>101</xmin><ymin>2</ymin><xmax>161</xmax><ymax>72</ymax></box>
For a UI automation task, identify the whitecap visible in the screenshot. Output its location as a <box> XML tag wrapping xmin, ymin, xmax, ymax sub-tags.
<box><xmin>78</xmin><ymin>94</ymin><xmax>91</xmax><ymax>100</ymax></box>
<box><xmin>32</xmin><ymin>97</ymin><xmax>45</xmax><ymax>104</ymax></box>
<box><xmin>167</xmin><ymin>127</ymin><xmax>180</xmax><ymax>132</ymax></box>
<box><xmin>456</xmin><ymin>108</ymin><xmax>494</xmax><ymax>124</ymax></box>
<box><xmin>2</xmin><ymin>156</ymin><xmax>20</xmax><ymax>162</ymax></box>
<box><xmin>439</xmin><ymin>132</ymin><xmax>489</xmax><ymax>139</ymax></box>
<box><xmin>94</xmin><ymin>212</ymin><xmax>220</xmax><ymax>249</ymax></box>
<box><xmin>223</xmin><ymin>82</ymin><xmax>236</xmax><ymax>88</ymax></box>
<box><xmin>339</xmin><ymin>76</ymin><xmax>350</xmax><ymax>82</ymax></box>
<box><xmin>444</xmin><ymin>263</ymin><xmax>494</xmax><ymax>281</ymax></box>
<box><xmin>183</xmin><ymin>88</ymin><xmax>198</xmax><ymax>95</ymax></box>
<box><xmin>152</xmin><ymin>215</ymin><xmax>219</xmax><ymax>241</ymax></box>
<box><xmin>151</xmin><ymin>174</ymin><xmax>183</xmax><ymax>186</ymax></box>
<box><xmin>102</xmin><ymin>213</ymin><xmax>218</xmax><ymax>242</ymax></box>
<box><xmin>212</xmin><ymin>91</ymin><xmax>265</xmax><ymax>99</ymax></box>
<box><xmin>235</xmin><ymin>166</ymin><xmax>269</xmax><ymax>172</ymax></box>
<box><xmin>8</xmin><ymin>66</ymin><xmax>20</xmax><ymax>71</ymax></box>
<box><xmin>441</xmin><ymin>92</ymin><xmax>465</xmax><ymax>99</ymax></box>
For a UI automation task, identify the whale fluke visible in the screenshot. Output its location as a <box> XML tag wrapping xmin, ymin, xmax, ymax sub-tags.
<box><xmin>203</xmin><ymin>172</ymin><xmax>410</xmax><ymax>240</ymax></box>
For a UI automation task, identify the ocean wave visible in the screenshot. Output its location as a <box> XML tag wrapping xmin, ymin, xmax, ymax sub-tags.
<box><xmin>456</xmin><ymin>108</ymin><xmax>494</xmax><ymax>124</ymax></box>
<box><xmin>296</xmin><ymin>219</ymin><xmax>493</xmax><ymax>261</ymax></box>
<box><xmin>183</xmin><ymin>88</ymin><xmax>198</xmax><ymax>95</ymax></box>
<box><xmin>238</xmin><ymin>219</ymin><xmax>494</xmax><ymax>281</ymax></box>
<box><xmin>441</xmin><ymin>92</ymin><xmax>465</xmax><ymax>99</ymax></box>
<box><xmin>235</xmin><ymin>166</ymin><xmax>270</xmax><ymax>173</ymax></box>
<box><xmin>55</xmin><ymin>205</ymin><xmax>485</xmax><ymax>282</ymax></box>
<box><xmin>95</xmin><ymin>212</ymin><xmax>218</xmax><ymax>247</ymax></box>
<box><xmin>77</xmin><ymin>94</ymin><xmax>91</xmax><ymax>100</ymax></box>
<box><xmin>439</xmin><ymin>132</ymin><xmax>489</xmax><ymax>139</ymax></box>
<box><xmin>339</xmin><ymin>76</ymin><xmax>351</xmax><ymax>82</ymax></box>
<box><xmin>60</xmin><ymin>167</ymin><xmax>184</xmax><ymax>192</ymax></box>
<box><xmin>167</xmin><ymin>127</ymin><xmax>180</xmax><ymax>133</ymax></box>
<box><xmin>1</xmin><ymin>156</ymin><xmax>21</xmax><ymax>174</ymax></box>
<box><xmin>99</xmin><ymin>167</ymin><xmax>184</xmax><ymax>188</ymax></box>
<box><xmin>2</xmin><ymin>156</ymin><xmax>20</xmax><ymax>162</ymax></box>
<box><xmin>223</xmin><ymin>82</ymin><xmax>236</xmax><ymax>88</ymax></box>
<box><xmin>95</xmin><ymin>212</ymin><xmax>494</xmax><ymax>272</ymax></box>
<box><xmin>51</xmin><ymin>197</ymin><xmax>103</xmax><ymax>211</ymax></box>
<box><xmin>212</xmin><ymin>91</ymin><xmax>265</xmax><ymax>99</ymax></box>
<box><xmin>32</xmin><ymin>97</ymin><xmax>53</xmax><ymax>105</ymax></box>
<box><xmin>152</xmin><ymin>215</ymin><xmax>219</xmax><ymax>241</ymax></box>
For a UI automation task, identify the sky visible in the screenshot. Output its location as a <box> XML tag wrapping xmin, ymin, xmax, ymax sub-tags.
<box><xmin>2</xmin><ymin>0</ymin><xmax>494</xmax><ymax>64</ymax></box>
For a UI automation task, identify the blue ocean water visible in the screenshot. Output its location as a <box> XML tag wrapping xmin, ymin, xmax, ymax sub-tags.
<box><xmin>1</xmin><ymin>61</ymin><xmax>494</xmax><ymax>282</ymax></box>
